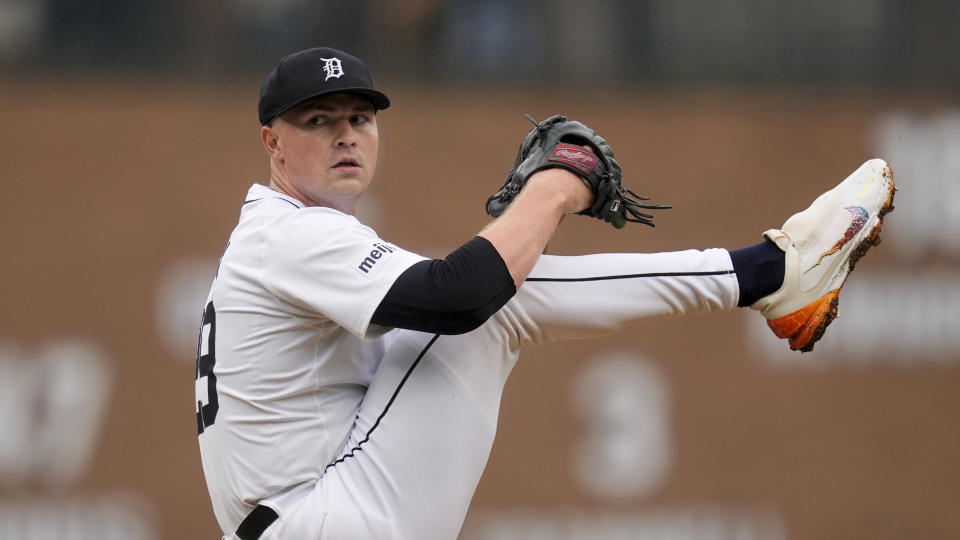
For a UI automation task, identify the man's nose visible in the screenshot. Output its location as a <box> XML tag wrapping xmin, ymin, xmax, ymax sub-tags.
<box><xmin>335</xmin><ymin>120</ymin><xmax>357</xmax><ymax>147</ymax></box>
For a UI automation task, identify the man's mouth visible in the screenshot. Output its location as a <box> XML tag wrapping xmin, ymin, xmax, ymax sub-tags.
<box><xmin>334</xmin><ymin>157</ymin><xmax>360</xmax><ymax>168</ymax></box>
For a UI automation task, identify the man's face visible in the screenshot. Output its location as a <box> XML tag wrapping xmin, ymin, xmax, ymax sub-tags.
<box><xmin>267</xmin><ymin>93</ymin><xmax>379</xmax><ymax>211</ymax></box>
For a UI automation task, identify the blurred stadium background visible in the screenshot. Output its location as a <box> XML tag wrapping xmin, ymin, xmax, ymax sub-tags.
<box><xmin>1</xmin><ymin>1</ymin><xmax>959</xmax><ymax>538</ymax></box>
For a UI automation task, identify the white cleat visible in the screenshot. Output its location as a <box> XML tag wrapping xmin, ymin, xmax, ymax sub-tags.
<box><xmin>751</xmin><ymin>158</ymin><xmax>896</xmax><ymax>352</ymax></box>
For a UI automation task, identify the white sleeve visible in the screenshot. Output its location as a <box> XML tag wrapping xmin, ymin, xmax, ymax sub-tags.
<box><xmin>261</xmin><ymin>208</ymin><xmax>428</xmax><ymax>338</ymax></box>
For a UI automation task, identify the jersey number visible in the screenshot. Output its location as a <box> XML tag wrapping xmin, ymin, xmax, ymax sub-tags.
<box><xmin>196</xmin><ymin>301</ymin><xmax>219</xmax><ymax>434</ymax></box>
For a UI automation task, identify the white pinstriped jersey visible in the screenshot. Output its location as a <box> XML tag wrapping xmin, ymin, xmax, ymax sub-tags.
<box><xmin>195</xmin><ymin>184</ymin><xmax>426</xmax><ymax>531</ymax></box>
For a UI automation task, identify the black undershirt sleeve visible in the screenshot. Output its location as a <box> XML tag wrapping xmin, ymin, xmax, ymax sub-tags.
<box><xmin>370</xmin><ymin>236</ymin><xmax>517</xmax><ymax>335</ymax></box>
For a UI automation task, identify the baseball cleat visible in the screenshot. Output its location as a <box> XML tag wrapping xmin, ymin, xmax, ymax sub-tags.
<box><xmin>752</xmin><ymin>158</ymin><xmax>896</xmax><ymax>352</ymax></box>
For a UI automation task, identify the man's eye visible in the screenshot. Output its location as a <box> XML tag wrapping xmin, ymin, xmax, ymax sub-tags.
<box><xmin>309</xmin><ymin>116</ymin><xmax>326</xmax><ymax>126</ymax></box>
<box><xmin>351</xmin><ymin>115</ymin><xmax>370</xmax><ymax>125</ymax></box>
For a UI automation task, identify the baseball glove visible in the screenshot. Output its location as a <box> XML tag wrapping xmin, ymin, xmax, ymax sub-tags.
<box><xmin>485</xmin><ymin>114</ymin><xmax>671</xmax><ymax>228</ymax></box>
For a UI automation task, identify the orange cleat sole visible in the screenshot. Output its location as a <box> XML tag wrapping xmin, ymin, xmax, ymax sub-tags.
<box><xmin>766</xmin><ymin>290</ymin><xmax>839</xmax><ymax>352</ymax></box>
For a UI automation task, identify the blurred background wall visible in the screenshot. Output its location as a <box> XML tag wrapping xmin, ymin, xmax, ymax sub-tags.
<box><xmin>1</xmin><ymin>1</ymin><xmax>958</xmax><ymax>539</ymax></box>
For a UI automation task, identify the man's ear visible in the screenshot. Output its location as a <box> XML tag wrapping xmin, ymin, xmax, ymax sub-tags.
<box><xmin>261</xmin><ymin>124</ymin><xmax>283</xmax><ymax>163</ymax></box>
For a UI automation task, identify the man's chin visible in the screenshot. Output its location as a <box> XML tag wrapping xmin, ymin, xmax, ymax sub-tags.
<box><xmin>327</xmin><ymin>178</ymin><xmax>373</xmax><ymax>206</ymax></box>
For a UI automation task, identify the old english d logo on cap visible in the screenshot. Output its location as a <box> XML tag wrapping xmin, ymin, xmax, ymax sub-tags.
<box><xmin>321</xmin><ymin>57</ymin><xmax>344</xmax><ymax>80</ymax></box>
<box><xmin>257</xmin><ymin>47</ymin><xmax>391</xmax><ymax>125</ymax></box>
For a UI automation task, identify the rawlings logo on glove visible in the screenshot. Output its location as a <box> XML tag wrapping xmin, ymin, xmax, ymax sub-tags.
<box><xmin>485</xmin><ymin>114</ymin><xmax>671</xmax><ymax>229</ymax></box>
<box><xmin>550</xmin><ymin>144</ymin><xmax>600</xmax><ymax>174</ymax></box>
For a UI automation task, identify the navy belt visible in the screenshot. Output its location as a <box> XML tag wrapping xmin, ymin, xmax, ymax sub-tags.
<box><xmin>236</xmin><ymin>505</ymin><xmax>279</xmax><ymax>540</ymax></box>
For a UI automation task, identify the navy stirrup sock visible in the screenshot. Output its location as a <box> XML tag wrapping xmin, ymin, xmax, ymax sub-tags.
<box><xmin>730</xmin><ymin>239</ymin><xmax>786</xmax><ymax>307</ymax></box>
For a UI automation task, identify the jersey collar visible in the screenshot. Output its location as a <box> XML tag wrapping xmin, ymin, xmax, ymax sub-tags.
<box><xmin>246</xmin><ymin>184</ymin><xmax>305</xmax><ymax>209</ymax></box>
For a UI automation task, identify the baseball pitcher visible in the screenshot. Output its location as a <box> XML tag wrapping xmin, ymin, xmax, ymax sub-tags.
<box><xmin>195</xmin><ymin>47</ymin><xmax>895</xmax><ymax>539</ymax></box>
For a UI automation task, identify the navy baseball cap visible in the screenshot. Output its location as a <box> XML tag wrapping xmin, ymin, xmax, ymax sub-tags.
<box><xmin>258</xmin><ymin>47</ymin><xmax>391</xmax><ymax>125</ymax></box>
